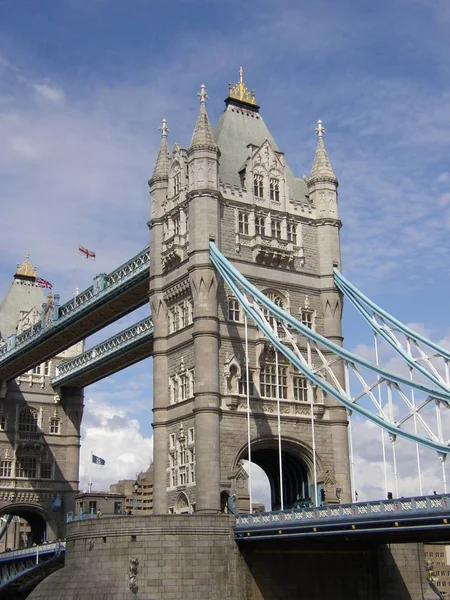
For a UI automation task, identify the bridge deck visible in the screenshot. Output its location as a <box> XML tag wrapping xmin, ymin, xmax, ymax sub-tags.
<box><xmin>52</xmin><ymin>316</ymin><xmax>154</xmax><ymax>388</ymax></box>
<box><xmin>0</xmin><ymin>248</ymin><xmax>150</xmax><ymax>381</ymax></box>
<box><xmin>235</xmin><ymin>495</ymin><xmax>450</xmax><ymax>544</ymax></box>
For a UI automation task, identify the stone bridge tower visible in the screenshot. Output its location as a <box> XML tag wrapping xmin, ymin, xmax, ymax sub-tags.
<box><xmin>148</xmin><ymin>70</ymin><xmax>351</xmax><ymax>515</ymax></box>
<box><xmin>0</xmin><ymin>255</ymin><xmax>84</xmax><ymax>545</ymax></box>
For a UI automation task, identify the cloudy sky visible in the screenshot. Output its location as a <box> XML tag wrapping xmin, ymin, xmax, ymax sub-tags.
<box><xmin>1</xmin><ymin>0</ymin><xmax>450</xmax><ymax>505</ymax></box>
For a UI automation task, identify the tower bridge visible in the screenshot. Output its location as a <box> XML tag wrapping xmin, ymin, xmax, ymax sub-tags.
<box><xmin>0</xmin><ymin>70</ymin><xmax>449</xmax><ymax>599</ymax></box>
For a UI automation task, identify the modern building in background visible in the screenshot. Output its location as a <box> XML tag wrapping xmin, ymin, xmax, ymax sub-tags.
<box><xmin>110</xmin><ymin>463</ymin><xmax>154</xmax><ymax>513</ymax></box>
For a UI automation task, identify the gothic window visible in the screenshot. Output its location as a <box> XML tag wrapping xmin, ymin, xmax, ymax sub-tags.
<box><xmin>238</xmin><ymin>369</ymin><xmax>254</xmax><ymax>396</ymax></box>
<box><xmin>44</xmin><ymin>361</ymin><xmax>51</xmax><ymax>376</ymax></box>
<box><xmin>0</xmin><ymin>460</ymin><xmax>12</xmax><ymax>477</ymax></box>
<box><xmin>0</xmin><ymin>415</ymin><xmax>5</xmax><ymax>430</ymax></box>
<box><xmin>300</xmin><ymin>309</ymin><xmax>314</xmax><ymax>330</ymax></box>
<box><xmin>173</xmin><ymin>216</ymin><xmax>180</xmax><ymax>236</ymax></box>
<box><xmin>260</xmin><ymin>363</ymin><xmax>288</xmax><ymax>399</ymax></box>
<box><xmin>40</xmin><ymin>462</ymin><xmax>53</xmax><ymax>479</ymax></box>
<box><xmin>50</xmin><ymin>418</ymin><xmax>60</xmax><ymax>434</ymax></box>
<box><xmin>254</xmin><ymin>174</ymin><xmax>264</xmax><ymax>197</ymax></box>
<box><xmin>293</xmin><ymin>376</ymin><xmax>308</xmax><ymax>402</ymax></box>
<box><xmin>263</xmin><ymin>292</ymin><xmax>285</xmax><ymax>330</ymax></box>
<box><xmin>32</xmin><ymin>365</ymin><xmax>41</xmax><ymax>375</ymax></box>
<box><xmin>269</xmin><ymin>178</ymin><xmax>280</xmax><ymax>202</ymax></box>
<box><xmin>255</xmin><ymin>215</ymin><xmax>265</xmax><ymax>236</ymax></box>
<box><xmin>271</xmin><ymin>219</ymin><xmax>282</xmax><ymax>240</ymax></box>
<box><xmin>16</xmin><ymin>455</ymin><xmax>37</xmax><ymax>478</ymax></box>
<box><xmin>174</xmin><ymin>172</ymin><xmax>181</xmax><ymax>195</ymax></box>
<box><xmin>170</xmin><ymin>433</ymin><xmax>176</xmax><ymax>450</ymax></box>
<box><xmin>238</xmin><ymin>212</ymin><xmax>249</xmax><ymax>234</ymax></box>
<box><xmin>180</xmin><ymin>373</ymin><xmax>189</xmax><ymax>401</ymax></box>
<box><xmin>18</xmin><ymin>408</ymin><xmax>39</xmax><ymax>433</ymax></box>
<box><xmin>287</xmin><ymin>223</ymin><xmax>297</xmax><ymax>244</ymax></box>
<box><xmin>228</xmin><ymin>299</ymin><xmax>240</xmax><ymax>322</ymax></box>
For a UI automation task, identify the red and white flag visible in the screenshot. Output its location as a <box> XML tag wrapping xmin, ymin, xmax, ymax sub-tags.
<box><xmin>78</xmin><ymin>245</ymin><xmax>96</xmax><ymax>261</ymax></box>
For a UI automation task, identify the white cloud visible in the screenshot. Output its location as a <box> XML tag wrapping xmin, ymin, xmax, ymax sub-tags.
<box><xmin>79</xmin><ymin>397</ymin><xmax>153</xmax><ymax>492</ymax></box>
<box><xmin>32</xmin><ymin>83</ymin><xmax>65</xmax><ymax>103</ymax></box>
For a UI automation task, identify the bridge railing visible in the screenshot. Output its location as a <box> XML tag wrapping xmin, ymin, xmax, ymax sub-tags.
<box><xmin>0</xmin><ymin>246</ymin><xmax>150</xmax><ymax>361</ymax></box>
<box><xmin>53</xmin><ymin>316</ymin><xmax>153</xmax><ymax>385</ymax></box>
<box><xmin>0</xmin><ymin>541</ymin><xmax>65</xmax><ymax>562</ymax></box>
<box><xmin>236</xmin><ymin>495</ymin><xmax>450</xmax><ymax>528</ymax></box>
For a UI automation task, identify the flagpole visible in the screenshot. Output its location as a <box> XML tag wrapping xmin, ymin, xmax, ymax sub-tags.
<box><xmin>74</xmin><ymin>245</ymin><xmax>80</xmax><ymax>296</ymax></box>
<box><xmin>88</xmin><ymin>451</ymin><xmax>93</xmax><ymax>493</ymax></box>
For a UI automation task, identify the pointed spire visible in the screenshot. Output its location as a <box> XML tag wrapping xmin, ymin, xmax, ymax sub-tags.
<box><xmin>309</xmin><ymin>120</ymin><xmax>337</xmax><ymax>183</ymax></box>
<box><xmin>150</xmin><ymin>118</ymin><xmax>171</xmax><ymax>182</ymax></box>
<box><xmin>189</xmin><ymin>84</ymin><xmax>218</xmax><ymax>150</ymax></box>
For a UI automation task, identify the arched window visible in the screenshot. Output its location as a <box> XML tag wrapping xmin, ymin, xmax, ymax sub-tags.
<box><xmin>228</xmin><ymin>298</ymin><xmax>240</xmax><ymax>322</ymax></box>
<box><xmin>18</xmin><ymin>408</ymin><xmax>39</xmax><ymax>433</ymax></box>
<box><xmin>263</xmin><ymin>292</ymin><xmax>285</xmax><ymax>330</ymax></box>
<box><xmin>259</xmin><ymin>347</ymin><xmax>288</xmax><ymax>400</ymax></box>
<box><xmin>16</xmin><ymin>453</ymin><xmax>37</xmax><ymax>478</ymax></box>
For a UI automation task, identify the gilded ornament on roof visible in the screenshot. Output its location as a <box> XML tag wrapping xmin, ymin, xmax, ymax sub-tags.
<box><xmin>228</xmin><ymin>67</ymin><xmax>256</xmax><ymax>105</ymax></box>
<box><xmin>15</xmin><ymin>252</ymin><xmax>37</xmax><ymax>279</ymax></box>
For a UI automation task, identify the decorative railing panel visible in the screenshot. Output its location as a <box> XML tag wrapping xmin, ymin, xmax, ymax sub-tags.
<box><xmin>53</xmin><ymin>317</ymin><xmax>153</xmax><ymax>385</ymax></box>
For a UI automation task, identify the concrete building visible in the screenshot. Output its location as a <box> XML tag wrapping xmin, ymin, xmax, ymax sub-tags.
<box><xmin>109</xmin><ymin>463</ymin><xmax>154</xmax><ymax>513</ymax></box>
<box><xmin>74</xmin><ymin>491</ymin><xmax>125</xmax><ymax>517</ymax></box>
<box><xmin>0</xmin><ymin>254</ymin><xmax>83</xmax><ymax>545</ymax></box>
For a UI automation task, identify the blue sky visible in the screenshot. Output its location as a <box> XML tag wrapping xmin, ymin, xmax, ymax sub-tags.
<box><xmin>1</xmin><ymin>0</ymin><xmax>450</xmax><ymax>500</ymax></box>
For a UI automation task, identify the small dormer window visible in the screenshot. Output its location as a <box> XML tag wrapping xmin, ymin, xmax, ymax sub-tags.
<box><xmin>269</xmin><ymin>178</ymin><xmax>280</xmax><ymax>202</ymax></box>
<box><xmin>238</xmin><ymin>212</ymin><xmax>249</xmax><ymax>235</ymax></box>
<box><xmin>174</xmin><ymin>172</ymin><xmax>181</xmax><ymax>195</ymax></box>
<box><xmin>253</xmin><ymin>174</ymin><xmax>264</xmax><ymax>198</ymax></box>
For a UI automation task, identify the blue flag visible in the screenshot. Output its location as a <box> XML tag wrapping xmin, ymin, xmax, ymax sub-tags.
<box><xmin>92</xmin><ymin>454</ymin><xmax>105</xmax><ymax>465</ymax></box>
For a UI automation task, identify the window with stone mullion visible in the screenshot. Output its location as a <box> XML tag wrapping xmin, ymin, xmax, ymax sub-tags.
<box><xmin>260</xmin><ymin>364</ymin><xmax>287</xmax><ymax>399</ymax></box>
<box><xmin>238</xmin><ymin>212</ymin><xmax>249</xmax><ymax>234</ymax></box>
<box><xmin>254</xmin><ymin>174</ymin><xmax>264</xmax><ymax>198</ymax></box>
<box><xmin>269</xmin><ymin>178</ymin><xmax>280</xmax><ymax>202</ymax></box>
<box><xmin>293</xmin><ymin>376</ymin><xmax>308</xmax><ymax>402</ymax></box>
<box><xmin>255</xmin><ymin>215</ymin><xmax>266</xmax><ymax>236</ymax></box>
<box><xmin>271</xmin><ymin>219</ymin><xmax>282</xmax><ymax>240</ymax></box>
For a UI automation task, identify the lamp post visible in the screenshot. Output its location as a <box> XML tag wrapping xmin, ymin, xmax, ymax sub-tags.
<box><xmin>133</xmin><ymin>480</ymin><xmax>139</xmax><ymax>514</ymax></box>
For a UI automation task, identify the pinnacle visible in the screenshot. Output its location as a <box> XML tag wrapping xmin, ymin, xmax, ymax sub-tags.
<box><xmin>150</xmin><ymin>119</ymin><xmax>171</xmax><ymax>182</ymax></box>
<box><xmin>189</xmin><ymin>84</ymin><xmax>218</xmax><ymax>151</ymax></box>
<box><xmin>309</xmin><ymin>120</ymin><xmax>337</xmax><ymax>183</ymax></box>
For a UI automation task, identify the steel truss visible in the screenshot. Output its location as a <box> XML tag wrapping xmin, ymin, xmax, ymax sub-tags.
<box><xmin>209</xmin><ymin>242</ymin><xmax>450</xmax><ymax>457</ymax></box>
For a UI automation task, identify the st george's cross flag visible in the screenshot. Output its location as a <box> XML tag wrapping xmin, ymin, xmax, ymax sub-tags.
<box><xmin>79</xmin><ymin>245</ymin><xmax>96</xmax><ymax>260</ymax></box>
<box><xmin>92</xmin><ymin>454</ymin><xmax>105</xmax><ymax>466</ymax></box>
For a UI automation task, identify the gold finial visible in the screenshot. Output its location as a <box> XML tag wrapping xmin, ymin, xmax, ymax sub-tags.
<box><xmin>15</xmin><ymin>252</ymin><xmax>37</xmax><ymax>279</ymax></box>
<box><xmin>228</xmin><ymin>67</ymin><xmax>256</xmax><ymax>105</ymax></box>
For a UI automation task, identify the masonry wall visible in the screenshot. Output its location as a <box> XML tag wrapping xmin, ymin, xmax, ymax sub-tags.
<box><xmin>28</xmin><ymin>515</ymin><xmax>438</xmax><ymax>600</ymax></box>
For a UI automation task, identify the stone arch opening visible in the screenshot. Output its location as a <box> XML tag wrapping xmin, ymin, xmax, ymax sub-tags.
<box><xmin>220</xmin><ymin>490</ymin><xmax>230</xmax><ymax>513</ymax></box>
<box><xmin>0</xmin><ymin>503</ymin><xmax>58</xmax><ymax>546</ymax></box>
<box><xmin>175</xmin><ymin>492</ymin><xmax>190</xmax><ymax>514</ymax></box>
<box><xmin>236</xmin><ymin>438</ymin><xmax>317</xmax><ymax>511</ymax></box>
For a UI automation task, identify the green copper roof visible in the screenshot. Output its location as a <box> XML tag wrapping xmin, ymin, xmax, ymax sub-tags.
<box><xmin>213</xmin><ymin>104</ymin><xmax>308</xmax><ymax>202</ymax></box>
